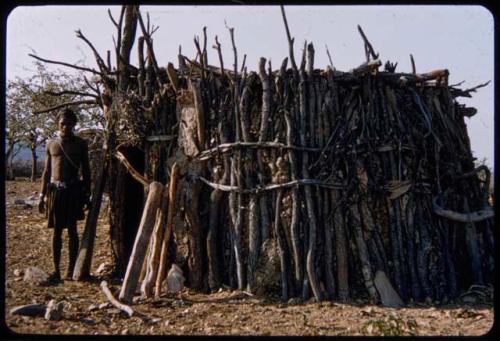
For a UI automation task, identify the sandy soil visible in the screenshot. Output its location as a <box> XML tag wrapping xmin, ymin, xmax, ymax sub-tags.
<box><xmin>4</xmin><ymin>179</ymin><xmax>494</xmax><ymax>336</ymax></box>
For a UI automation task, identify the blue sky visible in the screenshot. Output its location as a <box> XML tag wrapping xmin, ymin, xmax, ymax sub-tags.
<box><xmin>7</xmin><ymin>5</ymin><xmax>494</xmax><ymax>167</ymax></box>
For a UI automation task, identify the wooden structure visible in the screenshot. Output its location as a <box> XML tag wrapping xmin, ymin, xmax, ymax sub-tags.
<box><xmin>33</xmin><ymin>5</ymin><xmax>493</xmax><ymax>304</ymax></box>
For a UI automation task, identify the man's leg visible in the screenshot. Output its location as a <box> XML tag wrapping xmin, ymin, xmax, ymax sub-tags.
<box><xmin>50</xmin><ymin>225</ymin><xmax>63</xmax><ymax>282</ymax></box>
<box><xmin>66</xmin><ymin>220</ymin><xmax>79</xmax><ymax>279</ymax></box>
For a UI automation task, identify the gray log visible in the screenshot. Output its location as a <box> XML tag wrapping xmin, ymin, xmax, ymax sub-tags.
<box><xmin>119</xmin><ymin>181</ymin><xmax>164</xmax><ymax>303</ymax></box>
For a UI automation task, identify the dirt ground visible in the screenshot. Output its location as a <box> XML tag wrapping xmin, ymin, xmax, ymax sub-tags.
<box><xmin>4</xmin><ymin>179</ymin><xmax>494</xmax><ymax>336</ymax></box>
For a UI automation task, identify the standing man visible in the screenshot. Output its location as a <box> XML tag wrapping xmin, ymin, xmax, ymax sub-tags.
<box><xmin>39</xmin><ymin>108</ymin><xmax>91</xmax><ymax>283</ymax></box>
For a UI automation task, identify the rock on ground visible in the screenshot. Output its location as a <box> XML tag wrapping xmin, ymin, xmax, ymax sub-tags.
<box><xmin>374</xmin><ymin>270</ymin><xmax>404</xmax><ymax>308</ymax></box>
<box><xmin>10</xmin><ymin>304</ymin><xmax>46</xmax><ymax>317</ymax></box>
<box><xmin>164</xmin><ymin>263</ymin><xmax>185</xmax><ymax>294</ymax></box>
<box><xmin>23</xmin><ymin>266</ymin><xmax>49</xmax><ymax>285</ymax></box>
<box><xmin>44</xmin><ymin>300</ymin><xmax>64</xmax><ymax>321</ymax></box>
<box><xmin>253</xmin><ymin>239</ymin><xmax>281</xmax><ymax>296</ymax></box>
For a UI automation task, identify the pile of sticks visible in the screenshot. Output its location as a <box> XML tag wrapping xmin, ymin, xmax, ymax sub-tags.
<box><xmin>33</xmin><ymin>5</ymin><xmax>493</xmax><ymax>304</ymax></box>
<box><xmin>121</xmin><ymin>21</ymin><xmax>493</xmax><ymax>303</ymax></box>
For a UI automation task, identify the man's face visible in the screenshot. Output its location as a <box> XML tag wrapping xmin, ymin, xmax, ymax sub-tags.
<box><xmin>58</xmin><ymin>117</ymin><xmax>75</xmax><ymax>137</ymax></box>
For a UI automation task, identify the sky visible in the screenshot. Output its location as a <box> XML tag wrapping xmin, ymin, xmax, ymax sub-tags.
<box><xmin>6</xmin><ymin>5</ymin><xmax>494</xmax><ymax>167</ymax></box>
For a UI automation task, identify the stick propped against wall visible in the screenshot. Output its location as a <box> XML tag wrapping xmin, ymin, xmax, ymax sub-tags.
<box><xmin>119</xmin><ymin>182</ymin><xmax>164</xmax><ymax>304</ymax></box>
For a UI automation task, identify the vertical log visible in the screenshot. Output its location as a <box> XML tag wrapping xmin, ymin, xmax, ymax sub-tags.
<box><xmin>415</xmin><ymin>199</ymin><xmax>432</xmax><ymax>299</ymax></box>
<box><xmin>155</xmin><ymin>163</ymin><xmax>179</xmax><ymax>297</ymax></box>
<box><xmin>298</xmin><ymin>46</ymin><xmax>322</xmax><ymax>302</ymax></box>
<box><xmin>257</xmin><ymin>57</ymin><xmax>272</xmax><ymax>242</ymax></box>
<box><xmin>239</xmin><ymin>82</ymin><xmax>259</xmax><ymax>292</ymax></box>
<box><xmin>137</xmin><ymin>36</ymin><xmax>145</xmax><ymax>97</ymax></box>
<box><xmin>322</xmin><ymin>192</ymin><xmax>335</xmax><ymax>299</ymax></box>
<box><xmin>404</xmin><ymin>195</ymin><xmax>423</xmax><ymax>300</ymax></box>
<box><xmin>463</xmin><ymin>197</ymin><xmax>484</xmax><ymax>285</ymax></box>
<box><xmin>332</xmin><ymin>190</ymin><xmax>349</xmax><ymax>301</ymax></box>
<box><xmin>73</xmin><ymin>157</ymin><xmax>108</xmax><ymax>280</ymax></box>
<box><xmin>349</xmin><ymin>199</ymin><xmax>379</xmax><ymax>302</ymax></box>
<box><xmin>119</xmin><ymin>181</ymin><xmax>164</xmax><ymax>304</ymax></box>
<box><xmin>118</xmin><ymin>5</ymin><xmax>138</xmax><ymax>92</ymax></box>
<box><xmin>207</xmin><ymin>91</ymin><xmax>231</xmax><ymax>291</ymax></box>
<box><xmin>185</xmin><ymin>173</ymin><xmax>204</xmax><ymax>290</ymax></box>
<box><xmin>227</xmin><ymin>26</ymin><xmax>246</xmax><ymax>290</ymax></box>
<box><xmin>274</xmin><ymin>190</ymin><xmax>291</xmax><ymax>301</ymax></box>
<box><xmin>207</xmin><ymin>179</ymin><xmax>225</xmax><ymax>291</ymax></box>
<box><xmin>141</xmin><ymin>188</ymin><xmax>168</xmax><ymax>298</ymax></box>
<box><xmin>284</xmin><ymin>108</ymin><xmax>303</xmax><ymax>293</ymax></box>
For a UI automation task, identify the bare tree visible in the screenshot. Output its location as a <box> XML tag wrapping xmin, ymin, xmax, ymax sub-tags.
<box><xmin>6</xmin><ymin>61</ymin><xmax>101</xmax><ymax>181</ymax></box>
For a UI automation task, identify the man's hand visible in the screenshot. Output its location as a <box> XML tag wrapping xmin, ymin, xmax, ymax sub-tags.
<box><xmin>38</xmin><ymin>194</ymin><xmax>46</xmax><ymax>214</ymax></box>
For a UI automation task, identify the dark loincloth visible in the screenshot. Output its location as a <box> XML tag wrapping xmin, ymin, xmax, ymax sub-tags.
<box><xmin>46</xmin><ymin>180</ymin><xmax>84</xmax><ymax>229</ymax></box>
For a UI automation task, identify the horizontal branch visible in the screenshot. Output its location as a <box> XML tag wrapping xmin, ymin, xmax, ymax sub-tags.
<box><xmin>146</xmin><ymin>134</ymin><xmax>176</xmax><ymax>142</ymax></box>
<box><xmin>100</xmin><ymin>280</ymin><xmax>134</xmax><ymax>317</ymax></box>
<box><xmin>432</xmin><ymin>197</ymin><xmax>494</xmax><ymax>223</ymax></box>
<box><xmin>351</xmin><ymin>59</ymin><xmax>381</xmax><ymax>76</ymax></box>
<box><xmin>196</xmin><ymin>141</ymin><xmax>323</xmax><ymax>161</ymax></box>
<box><xmin>28</xmin><ymin>54</ymin><xmax>105</xmax><ymax>76</ymax></box>
<box><xmin>198</xmin><ymin>176</ymin><xmax>344</xmax><ymax>194</ymax></box>
<box><xmin>451</xmin><ymin>80</ymin><xmax>491</xmax><ymax>98</ymax></box>
<box><xmin>33</xmin><ymin>100</ymin><xmax>98</xmax><ymax>115</ymax></box>
<box><xmin>114</xmin><ymin>151</ymin><xmax>150</xmax><ymax>187</ymax></box>
<box><xmin>44</xmin><ymin>90</ymin><xmax>98</xmax><ymax>98</ymax></box>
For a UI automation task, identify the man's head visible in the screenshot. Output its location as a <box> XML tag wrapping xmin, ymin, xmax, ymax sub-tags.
<box><xmin>57</xmin><ymin>109</ymin><xmax>77</xmax><ymax>137</ymax></box>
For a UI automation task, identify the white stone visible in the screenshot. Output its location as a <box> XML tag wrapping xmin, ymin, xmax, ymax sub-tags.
<box><xmin>23</xmin><ymin>266</ymin><xmax>49</xmax><ymax>284</ymax></box>
<box><xmin>95</xmin><ymin>262</ymin><xmax>112</xmax><ymax>275</ymax></box>
<box><xmin>163</xmin><ymin>263</ymin><xmax>185</xmax><ymax>294</ymax></box>
<box><xmin>44</xmin><ymin>300</ymin><xmax>64</xmax><ymax>321</ymax></box>
<box><xmin>373</xmin><ymin>270</ymin><xmax>404</xmax><ymax>308</ymax></box>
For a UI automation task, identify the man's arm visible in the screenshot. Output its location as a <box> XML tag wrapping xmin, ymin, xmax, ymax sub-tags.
<box><xmin>39</xmin><ymin>141</ymin><xmax>51</xmax><ymax>212</ymax></box>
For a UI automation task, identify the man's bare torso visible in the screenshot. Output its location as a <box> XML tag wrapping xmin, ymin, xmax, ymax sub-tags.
<box><xmin>47</xmin><ymin>136</ymin><xmax>87</xmax><ymax>182</ymax></box>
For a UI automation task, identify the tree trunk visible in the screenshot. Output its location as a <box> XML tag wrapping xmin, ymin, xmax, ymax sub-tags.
<box><xmin>5</xmin><ymin>141</ymin><xmax>15</xmax><ymax>180</ymax></box>
<box><xmin>30</xmin><ymin>145</ymin><xmax>37</xmax><ymax>182</ymax></box>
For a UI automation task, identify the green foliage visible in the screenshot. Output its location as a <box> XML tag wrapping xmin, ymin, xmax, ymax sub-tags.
<box><xmin>7</xmin><ymin>61</ymin><xmax>103</xmax><ymax>150</ymax></box>
<box><xmin>6</xmin><ymin>61</ymin><xmax>104</xmax><ymax>179</ymax></box>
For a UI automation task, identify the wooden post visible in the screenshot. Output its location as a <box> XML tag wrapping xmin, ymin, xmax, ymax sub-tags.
<box><xmin>141</xmin><ymin>188</ymin><xmax>169</xmax><ymax>298</ymax></box>
<box><xmin>155</xmin><ymin>163</ymin><xmax>179</xmax><ymax>297</ymax></box>
<box><xmin>119</xmin><ymin>181</ymin><xmax>164</xmax><ymax>303</ymax></box>
<box><xmin>73</xmin><ymin>155</ymin><xmax>108</xmax><ymax>280</ymax></box>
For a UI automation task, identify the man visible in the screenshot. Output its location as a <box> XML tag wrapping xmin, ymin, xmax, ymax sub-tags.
<box><xmin>39</xmin><ymin>108</ymin><xmax>91</xmax><ymax>283</ymax></box>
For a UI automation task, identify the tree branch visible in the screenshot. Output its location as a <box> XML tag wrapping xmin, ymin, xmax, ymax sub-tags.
<box><xmin>33</xmin><ymin>100</ymin><xmax>98</xmax><ymax>115</ymax></box>
<box><xmin>75</xmin><ymin>29</ymin><xmax>109</xmax><ymax>73</ymax></box>
<box><xmin>432</xmin><ymin>197</ymin><xmax>494</xmax><ymax>223</ymax></box>
<box><xmin>100</xmin><ymin>281</ymin><xmax>134</xmax><ymax>317</ymax></box>
<box><xmin>196</xmin><ymin>141</ymin><xmax>324</xmax><ymax>161</ymax></box>
<box><xmin>357</xmin><ymin>25</ymin><xmax>379</xmax><ymax>60</ymax></box>
<box><xmin>114</xmin><ymin>151</ymin><xmax>150</xmax><ymax>187</ymax></box>
<box><xmin>28</xmin><ymin>54</ymin><xmax>105</xmax><ymax>76</ymax></box>
<box><xmin>198</xmin><ymin>176</ymin><xmax>344</xmax><ymax>193</ymax></box>
<box><xmin>44</xmin><ymin>90</ymin><xmax>98</xmax><ymax>99</ymax></box>
<box><xmin>135</xmin><ymin>7</ymin><xmax>162</xmax><ymax>87</ymax></box>
<box><xmin>410</xmin><ymin>54</ymin><xmax>416</xmax><ymax>74</ymax></box>
<box><xmin>280</xmin><ymin>5</ymin><xmax>298</xmax><ymax>71</ymax></box>
<box><xmin>107</xmin><ymin>8</ymin><xmax>119</xmax><ymax>27</ymax></box>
